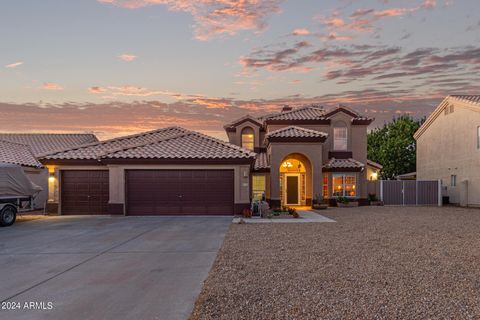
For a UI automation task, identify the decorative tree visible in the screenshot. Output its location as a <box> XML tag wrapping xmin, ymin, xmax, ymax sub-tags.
<box><xmin>368</xmin><ymin>116</ymin><xmax>424</xmax><ymax>179</ymax></box>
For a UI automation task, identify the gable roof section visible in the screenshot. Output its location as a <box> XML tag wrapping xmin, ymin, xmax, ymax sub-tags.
<box><xmin>0</xmin><ymin>140</ymin><xmax>43</xmax><ymax>168</ymax></box>
<box><xmin>323</xmin><ymin>158</ymin><xmax>365</xmax><ymax>171</ymax></box>
<box><xmin>266</xmin><ymin>126</ymin><xmax>328</xmax><ymax>143</ymax></box>
<box><xmin>414</xmin><ymin>95</ymin><xmax>480</xmax><ymax>140</ymax></box>
<box><xmin>223</xmin><ymin>115</ymin><xmax>263</xmax><ymax>131</ymax></box>
<box><xmin>450</xmin><ymin>95</ymin><xmax>480</xmax><ymax>105</ymax></box>
<box><xmin>0</xmin><ymin>133</ymin><xmax>98</xmax><ymax>156</ymax></box>
<box><xmin>367</xmin><ymin>159</ymin><xmax>383</xmax><ymax>170</ymax></box>
<box><xmin>40</xmin><ymin>127</ymin><xmax>256</xmax><ymax>163</ymax></box>
<box><xmin>258</xmin><ymin>105</ymin><xmax>373</xmax><ymax>125</ymax></box>
<box><xmin>323</xmin><ymin>105</ymin><xmax>373</xmax><ymax>124</ymax></box>
<box><xmin>261</xmin><ymin>105</ymin><xmax>327</xmax><ymax>122</ymax></box>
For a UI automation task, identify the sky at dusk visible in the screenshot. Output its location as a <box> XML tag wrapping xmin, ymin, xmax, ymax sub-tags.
<box><xmin>1</xmin><ymin>0</ymin><xmax>479</xmax><ymax>140</ymax></box>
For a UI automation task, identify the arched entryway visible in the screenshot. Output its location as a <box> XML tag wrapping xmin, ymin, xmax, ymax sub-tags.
<box><xmin>279</xmin><ymin>153</ymin><xmax>312</xmax><ymax>206</ymax></box>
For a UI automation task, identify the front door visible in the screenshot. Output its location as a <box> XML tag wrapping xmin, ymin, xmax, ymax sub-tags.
<box><xmin>285</xmin><ymin>175</ymin><xmax>299</xmax><ymax>205</ymax></box>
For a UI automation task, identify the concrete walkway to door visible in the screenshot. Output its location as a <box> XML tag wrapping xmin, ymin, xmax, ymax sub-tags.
<box><xmin>0</xmin><ymin>215</ymin><xmax>231</xmax><ymax>320</ymax></box>
<box><xmin>232</xmin><ymin>210</ymin><xmax>336</xmax><ymax>223</ymax></box>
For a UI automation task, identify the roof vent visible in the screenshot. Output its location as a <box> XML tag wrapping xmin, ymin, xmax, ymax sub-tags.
<box><xmin>282</xmin><ymin>105</ymin><xmax>292</xmax><ymax>112</ymax></box>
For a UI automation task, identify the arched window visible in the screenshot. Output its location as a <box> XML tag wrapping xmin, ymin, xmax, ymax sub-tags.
<box><xmin>241</xmin><ymin>127</ymin><xmax>254</xmax><ymax>151</ymax></box>
<box><xmin>333</xmin><ymin>121</ymin><xmax>348</xmax><ymax>151</ymax></box>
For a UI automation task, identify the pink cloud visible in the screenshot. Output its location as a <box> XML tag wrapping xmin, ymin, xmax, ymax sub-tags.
<box><xmin>98</xmin><ymin>0</ymin><xmax>284</xmax><ymax>40</ymax></box>
<box><xmin>5</xmin><ymin>61</ymin><xmax>24</xmax><ymax>68</ymax></box>
<box><xmin>42</xmin><ymin>83</ymin><xmax>64</xmax><ymax>91</ymax></box>
<box><xmin>422</xmin><ymin>0</ymin><xmax>437</xmax><ymax>9</ymax></box>
<box><xmin>89</xmin><ymin>86</ymin><xmax>108</xmax><ymax>94</ymax></box>
<box><xmin>292</xmin><ymin>28</ymin><xmax>310</xmax><ymax>36</ymax></box>
<box><xmin>118</xmin><ymin>53</ymin><xmax>137</xmax><ymax>61</ymax></box>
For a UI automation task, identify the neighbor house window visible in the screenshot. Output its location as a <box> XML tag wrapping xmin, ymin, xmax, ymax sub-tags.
<box><xmin>477</xmin><ymin>127</ymin><xmax>480</xmax><ymax>149</ymax></box>
<box><xmin>333</xmin><ymin>122</ymin><xmax>348</xmax><ymax>151</ymax></box>
<box><xmin>252</xmin><ymin>175</ymin><xmax>266</xmax><ymax>201</ymax></box>
<box><xmin>332</xmin><ymin>173</ymin><xmax>356</xmax><ymax>197</ymax></box>
<box><xmin>451</xmin><ymin>175</ymin><xmax>457</xmax><ymax>187</ymax></box>
<box><xmin>241</xmin><ymin>127</ymin><xmax>254</xmax><ymax>151</ymax></box>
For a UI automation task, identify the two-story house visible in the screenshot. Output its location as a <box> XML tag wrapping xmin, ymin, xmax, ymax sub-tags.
<box><xmin>224</xmin><ymin>105</ymin><xmax>374</xmax><ymax>207</ymax></box>
<box><xmin>39</xmin><ymin>104</ymin><xmax>376</xmax><ymax>216</ymax></box>
<box><xmin>415</xmin><ymin>95</ymin><xmax>480</xmax><ymax>207</ymax></box>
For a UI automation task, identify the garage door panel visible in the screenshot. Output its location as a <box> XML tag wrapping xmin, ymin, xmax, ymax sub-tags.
<box><xmin>61</xmin><ymin>170</ymin><xmax>109</xmax><ymax>215</ymax></box>
<box><xmin>126</xmin><ymin>170</ymin><xmax>234</xmax><ymax>216</ymax></box>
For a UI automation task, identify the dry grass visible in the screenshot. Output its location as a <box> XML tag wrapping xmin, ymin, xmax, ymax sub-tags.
<box><xmin>191</xmin><ymin>206</ymin><xmax>480</xmax><ymax>320</ymax></box>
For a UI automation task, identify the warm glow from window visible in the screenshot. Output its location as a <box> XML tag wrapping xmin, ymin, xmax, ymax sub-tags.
<box><xmin>252</xmin><ymin>175</ymin><xmax>266</xmax><ymax>201</ymax></box>
<box><xmin>371</xmin><ymin>172</ymin><xmax>378</xmax><ymax>180</ymax></box>
<box><xmin>332</xmin><ymin>173</ymin><xmax>356</xmax><ymax>197</ymax></box>
<box><xmin>241</xmin><ymin>127</ymin><xmax>254</xmax><ymax>151</ymax></box>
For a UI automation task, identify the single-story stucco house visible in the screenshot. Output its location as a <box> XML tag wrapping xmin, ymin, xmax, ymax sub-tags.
<box><xmin>415</xmin><ymin>95</ymin><xmax>480</xmax><ymax>207</ymax></box>
<box><xmin>40</xmin><ymin>104</ymin><xmax>380</xmax><ymax>215</ymax></box>
<box><xmin>0</xmin><ymin>134</ymin><xmax>98</xmax><ymax>208</ymax></box>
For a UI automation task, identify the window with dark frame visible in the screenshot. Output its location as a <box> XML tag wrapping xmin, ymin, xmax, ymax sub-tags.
<box><xmin>451</xmin><ymin>175</ymin><xmax>456</xmax><ymax>187</ymax></box>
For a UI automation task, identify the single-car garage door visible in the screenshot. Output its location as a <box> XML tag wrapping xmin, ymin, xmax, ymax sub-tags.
<box><xmin>126</xmin><ymin>170</ymin><xmax>234</xmax><ymax>215</ymax></box>
<box><xmin>61</xmin><ymin>170</ymin><xmax>109</xmax><ymax>215</ymax></box>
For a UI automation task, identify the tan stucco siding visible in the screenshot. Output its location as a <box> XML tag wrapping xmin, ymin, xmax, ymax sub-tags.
<box><xmin>416</xmin><ymin>101</ymin><xmax>480</xmax><ymax>206</ymax></box>
<box><xmin>227</xmin><ymin>121</ymin><xmax>261</xmax><ymax>150</ymax></box>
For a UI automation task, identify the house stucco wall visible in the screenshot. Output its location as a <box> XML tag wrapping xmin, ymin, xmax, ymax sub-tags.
<box><xmin>227</xmin><ymin>120</ymin><xmax>261</xmax><ymax>150</ymax></box>
<box><xmin>416</xmin><ymin>99</ymin><xmax>480</xmax><ymax>206</ymax></box>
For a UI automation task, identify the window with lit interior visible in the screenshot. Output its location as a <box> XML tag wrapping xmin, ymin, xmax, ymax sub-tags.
<box><xmin>241</xmin><ymin>127</ymin><xmax>254</xmax><ymax>151</ymax></box>
<box><xmin>333</xmin><ymin>122</ymin><xmax>348</xmax><ymax>151</ymax></box>
<box><xmin>332</xmin><ymin>173</ymin><xmax>356</xmax><ymax>197</ymax></box>
<box><xmin>252</xmin><ymin>175</ymin><xmax>266</xmax><ymax>201</ymax></box>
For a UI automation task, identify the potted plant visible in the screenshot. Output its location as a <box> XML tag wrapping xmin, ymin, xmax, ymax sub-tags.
<box><xmin>288</xmin><ymin>207</ymin><xmax>299</xmax><ymax>218</ymax></box>
<box><xmin>337</xmin><ymin>197</ymin><xmax>359</xmax><ymax>207</ymax></box>
<box><xmin>368</xmin><ymin>193</ymin><xmax>383</xmax><ymax>206</ymax></box>
<box><xmin>242</xmin><ymin>207</ymin><xmax>252</xmax><ymax>218</ymax></box>
<box><xmin>312</xmin><ymin>194</ymin><xmax>328</xmax><ymax>210</ymax></box>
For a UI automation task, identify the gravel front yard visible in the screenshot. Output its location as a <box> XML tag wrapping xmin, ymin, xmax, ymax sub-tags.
<box><xmin>190</xmin><ymin>206</ymin><xmax>480</xmax><ymax>320</ymax></box>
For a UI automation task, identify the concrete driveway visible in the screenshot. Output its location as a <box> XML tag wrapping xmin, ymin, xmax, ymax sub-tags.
<box><xmin>0</xmin><ymin>215</ymin><xmax>231</xmax><ymax>320</ymax></box>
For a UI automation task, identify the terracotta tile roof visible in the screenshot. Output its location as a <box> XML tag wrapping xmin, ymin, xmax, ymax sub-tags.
<box><xmin>41</xmin><ymin>127</ymin><xmax>256</xmax><ymax>161</ymax></box>
<box><xmin>261</xmin><ymin>106</ymin><xmax>327</xmax><ymax>121</ymax></box>
<box><xmin>0</xmin><ymin>140</ymin><xmax>43</xmax><ymax>168</ymax></box>
<box><xmin>254</xmin><ymin>152</ymin><xmax>269</xmax><ymax>170</ymax></box>
<box><xmin>223</xmin><ymin>115</ymin><xmax>262</xmax><ymax>129</ymax></box>
<box><xmin>450</xmin><ymin>95</ymin><xmax>480</xmax><ymax>105</ymax></box>
<box><xmin>323</xmin><ymin>158</ymin><xmax>365</xmax><ymax>170</ymax></box>
<box><xmin>0</xmin><ymin>133</ymin><xmax>98</xmax><ymax>156</ymax></box>
<box><xmin>103</xmin><ymin>131</ymin><xmax>256</xmax><ymax>160</ymax></box>
<box><xmin>258</xmin><ymin>105</ymin><xmax>373</xmax><ymax>123</ymax></box>
<box><xmin>266</xmin><ymin>126</ymin><xmax>328</xmax><ymax>139</ymax></box>
<box><xmin>41</xmin><ymin>127</ymin><xmax>188</xmax><ymax>160</ymax></box>
<box><xmin>367</xmin><ymin>159</ymin><xmax>383</xmax><ymax>169</ymax></box>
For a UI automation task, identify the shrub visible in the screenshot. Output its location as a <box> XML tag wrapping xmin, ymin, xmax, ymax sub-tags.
<box><xmin>368</xmin><ymin>193</ymin><xmax>378</xmax><ymax>202</ymax></box>
<box><xmin>337</xmin><ymin>196</ymin><xmax>350</xmax><ymax>204</ymax></box>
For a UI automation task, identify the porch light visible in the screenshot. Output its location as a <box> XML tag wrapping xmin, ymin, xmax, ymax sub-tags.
<box><xmin>48</xmin><ymin>172</ymin><xmax>55</xmax><ymax>182</ymax></box>
<box><xmin>282</xmin><ymin>161</ymin><xmax>293</xmax><ymax>168</ymax></box>
<box><xmin>371</xmin><ymin>172</ymin><xmax>378</xmax><ymax>180</ymax></box>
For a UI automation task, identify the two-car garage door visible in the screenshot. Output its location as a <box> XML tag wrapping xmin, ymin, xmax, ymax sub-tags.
<box><xmin>61</xmin><ymin>169</ymin><xmax>235</xmax><ymax>215</ymax></box>
<box><xmin>125</xmin><ymin>170</ymin><xmax>235</xmax><ymax>215</ymax></box>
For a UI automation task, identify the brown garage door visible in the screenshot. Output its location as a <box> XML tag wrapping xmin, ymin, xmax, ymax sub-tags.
<box><xmin>126</xmin><ymin>170</ymin><xmax>234</xmax><ymax>215</ymax></box>
<box><xmin>61</xmin><ymin>170</ymin><xmax>109</xmax><ymax>215</ymax></box>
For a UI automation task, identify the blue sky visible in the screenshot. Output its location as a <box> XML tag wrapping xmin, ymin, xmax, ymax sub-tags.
<box><xmin>0</xmin><ymin>0</ymin><xmax>479</xmax><ymax>139</ymax></box>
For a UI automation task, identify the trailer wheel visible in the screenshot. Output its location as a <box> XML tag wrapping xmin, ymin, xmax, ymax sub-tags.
<box><xmin>0</xmin><ymin>205</ymin><xmax>17</xmax><ymax>227</ymax></box>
